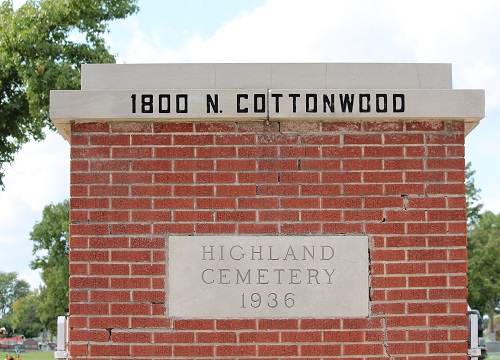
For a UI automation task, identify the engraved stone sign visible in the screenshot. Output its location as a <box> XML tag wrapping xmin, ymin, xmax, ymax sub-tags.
<box><xmin>167</xmin><ymin>235</ymin><xmax>369</xmax><ymax>318</ymax></box>
<box><xmin>51</xmin><ymin>64</ymin><xmax>485</xmax><ymax>140</ymax></box>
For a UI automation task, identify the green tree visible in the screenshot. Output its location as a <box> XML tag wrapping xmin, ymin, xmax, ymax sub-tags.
<box><xmin>466</xmin><ymin>162</ymin><xmax>483</xmax><ymax>228</ymax></box>
<box><xmin>468</xmin><ymin>211</ymin><xmax>500</xmax><ymax>336</ymax></box>
<box><xmin>36</xmin><ymin>285</ymin><xmax>53</xmax><ymax>340</ymax></box>
<box><xmin>0</xmin><ymin>272</ymin><xmax>30</xmax><ymax>318</ymax></box>
<box><xmin>30</xmin><ymin>200</ymin><xmax>69</xmax><ymax>334</ymax></box>
<box><xmin>11</xmin><ymin>290</ymin><xmax>42</xmax><ymax>337</ymax></box>
<box><xmin>0</xmin><ymin>313</ymin><xmax>13</xmax><ymax>336</ymax></box>
<box><xmin>0</xmin><ymin>0</ymin><xmax>138</xmax><ymax>189</ymax></box>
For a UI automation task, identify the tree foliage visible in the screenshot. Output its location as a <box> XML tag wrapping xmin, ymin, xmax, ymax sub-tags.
<box><xmin>0</xmin><ymin>313</ymin><xmax>13</xmax><ymax>336</ymax></box>
<box><xmin>466</xmin><ymin>162</ymin><xmax>484</xmax><ymax>228</ymax></box>
<box><xmin>468</xmin><ymin>211</ymin><xmax>500</xmax><ymax>330</ymax></box>
<box><xmin>0</xmin><ymin>0</ymin><xmax>138</xmax><ymax>188</ymax></box>
<box><xmin>11</xmin><ymin>290</ymin><xmax>42</xmax><ymax>337</ymax></box>
<box><xmin>0</xmin><ymin>271</ymin><xmax>30</xmax><ymax>318</ymax></box>
<box><xmin>30</xmin><ymin>200</ymin><xmax>69</xmax><ymax>334</ymax></box>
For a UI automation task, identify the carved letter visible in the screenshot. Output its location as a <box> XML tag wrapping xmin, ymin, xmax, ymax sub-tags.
<box><xmin>201</xmin><ymin>269</ymin><xmax>214</xmax><ymax>284</ymax></box>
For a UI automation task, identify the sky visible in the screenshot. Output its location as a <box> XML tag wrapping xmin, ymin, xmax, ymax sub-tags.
<box><xmin>1</xmin><ymin>0</ymin><xmax>500</xmax><ymax>289</ymax></box>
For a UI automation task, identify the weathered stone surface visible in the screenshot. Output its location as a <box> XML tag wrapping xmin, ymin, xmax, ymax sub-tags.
<box><xmin>167</xmin><ymin>235</ymin><xmax>369</xmax><ymax>318</ymax></box>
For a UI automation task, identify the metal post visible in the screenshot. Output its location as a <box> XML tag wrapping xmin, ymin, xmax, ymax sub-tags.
<box><xmin>468</xmin><ymin>310</ymin><xmax>481</xmax><ymax>359</ymax></box>
<box><xmin>54</xmin><ymin>316</ymin><xmax>69</xmax><ymax>359</ymax></box>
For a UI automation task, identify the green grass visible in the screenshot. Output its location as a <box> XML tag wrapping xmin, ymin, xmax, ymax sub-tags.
<box><xmin>3</xmin><ymin>351</ymin><xmax>54</xmax><ymax>360</ymax></box>
<box><xmin>488</xmin><ymin>353</ymin><xmax>500</xmax><ymax>359</ymax></box>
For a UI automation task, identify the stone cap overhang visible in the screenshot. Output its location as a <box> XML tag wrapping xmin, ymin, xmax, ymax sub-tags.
<box><xmin>50</xmin><ymin>63</ymin><xmax>485</xmax><ymax>142</ymax></box>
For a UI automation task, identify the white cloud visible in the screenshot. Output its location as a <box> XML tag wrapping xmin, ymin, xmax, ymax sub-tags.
<box><xmin>107</xmin><ymin>17</ymin><xmax>183</xmax><ymax>63</ymax></box>
<box><xmin>184</xmin><ymin>0</ymin><xmax>397</xmax><ymax>63</ymax></box>
<box><xmin>0</xmin><ymin>130</ymin><xmax>69</xmax><ymax>289</ymax></box>
<box><xmin>1</xmin><ymin>131</ymin><xmax>70</xmax><ymax>211</ymax></box>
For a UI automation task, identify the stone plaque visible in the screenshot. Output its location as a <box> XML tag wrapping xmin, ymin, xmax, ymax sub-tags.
<box><xmin>167</xmin><ymin>236</ymin><xmax>369</xmax><ymax>318</ymax></box>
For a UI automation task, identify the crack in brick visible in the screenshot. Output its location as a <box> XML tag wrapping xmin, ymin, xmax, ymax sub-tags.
<box><xmin>382</xmin><ymin>316</ymin><xmax>394</xmax><ymax>359</ymax></box>
<box><xmin>401</xmin><ymin>194</ymin><xmax>409</xmax><ymax>210</ymax></box>
<box><xmin>106</xmin><ymin>328</ymin><xmax>113</xmax><ymax>341</ymax></box>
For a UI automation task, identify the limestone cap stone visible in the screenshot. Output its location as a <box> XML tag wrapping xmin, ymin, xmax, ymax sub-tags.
<box><xmin>50</xmin><ymin>63</ymin><xmax>484</xmax><ymax>142</ymax></box>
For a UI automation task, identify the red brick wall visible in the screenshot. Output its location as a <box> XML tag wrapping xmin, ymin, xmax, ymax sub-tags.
<box><xmin>68</xmin><ymin>120</ymin><xmax>468</xmax><ymax>359</ymax></box>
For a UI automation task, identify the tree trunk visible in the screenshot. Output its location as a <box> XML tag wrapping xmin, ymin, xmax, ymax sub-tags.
<box><xmin>489</xmin><ymin>308</ymin><xmax>495</xmax><ymax>340</ymax></box>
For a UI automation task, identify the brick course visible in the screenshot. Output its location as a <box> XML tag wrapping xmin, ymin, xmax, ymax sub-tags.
<box><xmin>69</xmin><ymin>120</ymin><xmax>467</xmax><ymax>359</ymax></box>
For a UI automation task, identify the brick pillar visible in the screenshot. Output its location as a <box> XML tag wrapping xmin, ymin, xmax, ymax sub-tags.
<box><xmin>66</xmin><ymin>119</ymin><xmax>468</xmax><ymax>358</ymax></box>
<box><xmin>51</xmin><ymin>63</ymin><xmax>484</xmax><ymax>359</ymax></box>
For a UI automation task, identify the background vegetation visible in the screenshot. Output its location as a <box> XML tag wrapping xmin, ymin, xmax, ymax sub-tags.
<box><xmin>0</xmin><ymin>0</ymin><xmax>138</xmax><ymax>338</ymax></box>
<box><xmin>0</xmin><ymin>0</ymin><xmax>138</xmax><ymax>189</ymax></box>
